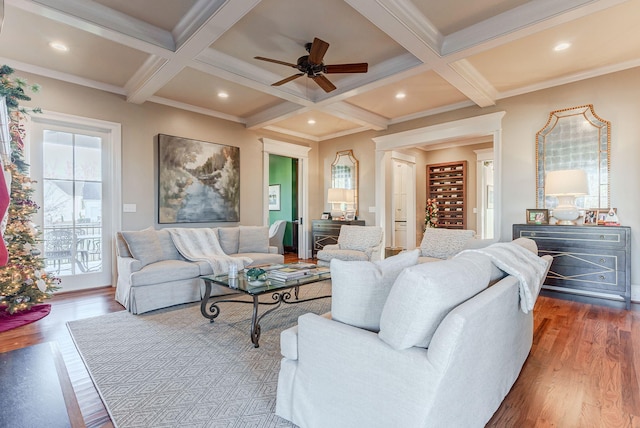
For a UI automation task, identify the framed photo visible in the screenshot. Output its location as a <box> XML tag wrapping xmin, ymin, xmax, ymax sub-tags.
<box><xmin>268</xmin><ymin>184</ymin><xmax>281</xmax><ymax>211</ymax></box>
<box><xmin>526</xmin><ymin>208</ymin><xmax>549</xmax><ymax>225</ymax></box>
<box><xmin>597</xmin><ymin>208</ymin><xmax>619</xmax><ymax>225</ymax></box>
<box><xmin>344</xmin><ymin>211</ymin><xmax>356</xmax><ymax>221</ymax></box>
<box><xmin>583</xmin><ymin>209</ymin><xmax>598</xmax><ymax>225</ymax></box>
<box><xmin>321</xmin><ymin>212</ymin><xmax>330</xmax><ymax>220</ymax></box>
<box><xmin>158</xmin><ymin>134</ymin><xmax>239</xmax><ymax>223</ymax></box>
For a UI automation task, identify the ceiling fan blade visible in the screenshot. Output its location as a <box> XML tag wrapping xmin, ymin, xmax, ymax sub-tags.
<box><xmin>312</xmin><ymin>74</ymin><xmax>336</xmax><ymax>93</ymax></box>
<box><xmin>308</xmin><ymin>37</ymin><xmax>330</xmax><ymax>65</ymax></box>
<box><xmin>272</xmin><ymin>73</ymin><xmax>304</xmax><ymax>86</ymax></box>
<box><xmin>254</xmin><ymin>56</ymin><xmax>297</xmax><ymax>68</ymax></box>
<box><xmin>324</xmin><ymin>63</ymin><xmax>369</xmax><ymax>74</ymax></box>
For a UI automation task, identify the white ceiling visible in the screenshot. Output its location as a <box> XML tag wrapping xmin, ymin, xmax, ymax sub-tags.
<box><xmin>1</xmin><ymin>0</ymin><xmax>638</xmax><ymax>142</ymax></box>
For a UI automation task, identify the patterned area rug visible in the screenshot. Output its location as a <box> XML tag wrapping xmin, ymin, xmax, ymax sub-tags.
<box><xmin>67</xmin><ymin>282</ymin><xmax>331</xmax><ymax>428</ymax></box>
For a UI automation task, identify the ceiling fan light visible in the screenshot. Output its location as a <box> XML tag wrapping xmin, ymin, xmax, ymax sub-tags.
<box><xmin>217</xmin><ymin>92</ymin><xmax>229</xmax><ymax>98</ymax></box>
<box><xmin>395</xmin><ymin>92</ymin><xmax>406</xmax><ymax>99</ymax></box>
<box><xmin>307</xmin><ymin>119</ymin><xmax>316</xmax><ymax>125</ymax></box>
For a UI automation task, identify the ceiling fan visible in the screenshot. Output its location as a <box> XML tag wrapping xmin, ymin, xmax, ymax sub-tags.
<box><xmin>254</xmin><ymin>37</ymin><xmax>368</xmax><ymax>93</ymax></box>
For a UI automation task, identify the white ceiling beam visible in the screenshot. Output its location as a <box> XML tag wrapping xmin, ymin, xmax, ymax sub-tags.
<box><xmin>194</xmin><ymin>48</ymin><xmax>315</xmax><ymax>107</ymax></box>
<box><xmin>9</xmin><ymin>0</ymin><xmax>175</xmax><ymax>55</ymax></box>
<box><xmin>441</xmin><ymin>0</ymin><xmax>630</xmax><ymax>57</ymax></box>
<box><xmin>323</xmin><ymin>102</ymin><xmax>388</xmax><ymax>131</ymax></box>
<box><xmin>345</xmin><ymin>0</ymin><xmax>498</xmax><ymax>107</ymax></box>
<box><xmin>148</xmin><ymin>95</ymin><xmax>245</xmax><ymax>124</ymax></box>
<box><xmin>245</xmin><ymin>102</ymin><xmax>310</xmax><ymax>130</ymax></box>
<box><xmin>345</xmin><ymin>0</ymin><xmax>442</xmax><ymax>64</ymax></box>
<box><xmin>125</xmin><ymin>0</ymin><xmax>262</xmax><ymax>104</ymax></box>
<box><xmin>0</xmin><ymin>56</ymin><xmax>126</xmax><ymax>95</ymax></box>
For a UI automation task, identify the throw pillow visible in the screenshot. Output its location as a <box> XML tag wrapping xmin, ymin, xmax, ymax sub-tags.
<box><xmin>156</xmin><ymin>229</ymin><xmax>182</xmax><ymax>261</ymax></box>
<box><xmin>121</xmin><ymin>227</ymin><xmax>163</xmax><ymax>267</ymax></box>
<box><xmin>331</xmin><ymin>249</ymin><xmax>420</xmax><ymax>331</ymax></box>
<box><xmin>238</xmin><ymin>226</ymin><xmax>269</xmax><ymax>253</ymax></box>
<box><xmin>420</xmin><ymin>228</ymin><xmax>475</xmax><ymax>259</ymax></box>
<box><xmin>217</xmin><ymin>227</ymin><xmax>239</xmax><ymax>255</ymax></box>
<box><xmin>378</xmin><ymin>252</ymin><xmax>491</xmax><ymax>350</ymax></box>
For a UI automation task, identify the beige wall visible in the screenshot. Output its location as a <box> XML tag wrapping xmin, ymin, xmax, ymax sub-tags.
<box><xmin>16</xmin><ymin>65</ymin><xmax>640</xmax><ymax>300</ymax></box>
<box><xmin>321</xmin><ymin>66</ymin><xmax>640</xmax><ymax>300</ymax></box>
<box><xmin>17</xmin><ymin>71</ymin><xmax>320</xmax><ymax>234</ymax></box>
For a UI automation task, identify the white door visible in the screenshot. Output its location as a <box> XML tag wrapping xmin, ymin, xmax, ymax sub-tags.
<box><xmin>29</xmin><ymin>114</ymin><xmax>121</xmax><ymax>291</ymax></box>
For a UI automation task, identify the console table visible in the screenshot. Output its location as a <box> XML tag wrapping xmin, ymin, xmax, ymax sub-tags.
<box><xmin>513</xmin><ymin>224</ymin><xmax>631</xmax><ymax>308</ymax></box>
<box><xmin>312</xmin><ymin>219</ymin><xmax>365</xmax><ymax>258</ymax></box>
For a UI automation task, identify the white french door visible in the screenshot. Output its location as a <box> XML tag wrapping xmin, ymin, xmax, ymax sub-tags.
<box><xmin>29</xmin><ymin>112</ymin><xmax>121</xmax><ymax>291</ymax></box>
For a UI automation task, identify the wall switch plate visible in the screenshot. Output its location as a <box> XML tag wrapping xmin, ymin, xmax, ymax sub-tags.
<box><xmin>368</xmin><ymin>206</ymin><xmax>376</xmax><ymax>213</ymax></box>
<box><xmin>123</xmin><ymin>204</ymin><xmax>137</xmax><ymax>213</ymax></box>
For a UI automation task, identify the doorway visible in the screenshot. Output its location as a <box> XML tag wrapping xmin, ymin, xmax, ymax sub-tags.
<box><xmin>391</xmin><ymin>155</ymin><xmax>415</xmax><ymax>249</ymax></box>
<box><xmin>262</xmin><ymin>138</ymin><xmax>311</xmax><ymax>259</ymax></box>
<box><xmin>269</xmin><ymin>154</ymin><xmax>298</xmax><ymax>254</ymax></box>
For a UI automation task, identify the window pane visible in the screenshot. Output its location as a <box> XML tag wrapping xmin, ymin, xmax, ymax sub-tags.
<box><xmin>43</xmin><ymin>180</ymin><xmax>74</xmax><ymax>228</ymax></box>
<box><xmin>75</xmin><ymin>135</ymin><xmax>101</xmax><ymax>181</ymax></box>
<box><xmin>43</xmin><ymin>131</ymin><xmax>73</xmax><ymax>180</ymax></box>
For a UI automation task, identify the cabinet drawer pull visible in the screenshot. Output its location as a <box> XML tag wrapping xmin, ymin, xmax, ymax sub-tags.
<box><xmin>599</xmin><ymin>258</ymin><xmax>606</xmax><ymax>263</ymax></box>
<box><xmin>599</xmin><ymin>275</ymin><xmax>605</xmax><ymax>280</ymax></box>
<box><xmin>599</xmin><ymin>235</ymin><xmax>605</xmax><ymax>240</ymax></box>
<box><xmin>530</xmin><ymin>232</ymin><xmax>536</xmax><ymax>237</ymax></box>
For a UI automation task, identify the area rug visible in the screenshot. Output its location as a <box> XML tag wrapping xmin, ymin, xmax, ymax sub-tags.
<box><xmin>67</xmin><ymin>282</ymin><xmax>331</xmax><ymax>428</ymax></box>
<box><xmin>0</xmin><ymin>304</ymin><xmax>51</xmax><ymax>333</ymax></box>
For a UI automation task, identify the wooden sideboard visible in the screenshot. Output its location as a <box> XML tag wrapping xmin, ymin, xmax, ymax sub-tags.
<box><xmin>312</xmin><ymin>219</ymin><xmax>365</xmax><ymax>258</ymax></box>
<box><xmin>513</xmin><ymin>224</ymin><xmax>631</xmax><ymax>308</ymax></box>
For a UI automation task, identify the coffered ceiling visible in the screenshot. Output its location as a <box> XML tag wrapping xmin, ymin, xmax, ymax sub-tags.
<box><xmin>0</xmin><ymin>0</ymin><xmax>638</xmax><ymax>141</ymax></box>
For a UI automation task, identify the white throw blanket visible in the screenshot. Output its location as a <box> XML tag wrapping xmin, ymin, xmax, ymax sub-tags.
<box><xmin>458</xmin><ymin>243</ymin><xmax>550</xmax><ymax>313</ymax></box>
<box><xmin>167</xmin><ymin>228</ymin><xmax>252</xmax><ymax>275</ymax></box>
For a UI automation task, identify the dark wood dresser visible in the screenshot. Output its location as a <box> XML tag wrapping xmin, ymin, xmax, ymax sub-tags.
<box><xmin>312</xmin><ymin>219</ymin><xmax>365</xmax><ymax>258</ymax></box>
<box><xmin>513</xmin><ymin>224</ymin><xmax>631</xmax><ymax>308</ymax></box>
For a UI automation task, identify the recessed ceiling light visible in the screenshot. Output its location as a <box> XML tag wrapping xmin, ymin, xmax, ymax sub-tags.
<box><xmin>49</xmin><ymin>42</ymin><xmax>68</xmax><ymax>52</ymax></box>
<box><xmin>553</xmin><ymin>42</ymin><xmax>571</xmax><ymax>52</ymax></box>
<box><xmin>307</xmin><ymin>119</ymin><xmax>316</xmax><ymax>125</ymax></box>
<box><xmin>217</xmin><ymin>91</ymin><xmax>229</xmax><ymax>98</ymax></box>
<box><xmin>395</xmin><ymin>92</ymin><xmax>406</xmax><ymax>99</ymax></box>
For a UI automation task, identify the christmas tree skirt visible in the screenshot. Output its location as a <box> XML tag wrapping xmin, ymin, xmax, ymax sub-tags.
<box><xmin>0</xmin><ymin>304</ymin><xmax>51</xmax><ymax>332</ymax></box>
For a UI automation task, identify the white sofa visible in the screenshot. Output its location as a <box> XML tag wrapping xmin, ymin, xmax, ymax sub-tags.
<box><xmin>115</xmin><ymin>226</ymin><xmax>284</xmax><ymax>314</ymax></box>
<box><xmin>276</xmin><ymin>239</ymin><xmax>551</xmax><ymax>428</ymax></box>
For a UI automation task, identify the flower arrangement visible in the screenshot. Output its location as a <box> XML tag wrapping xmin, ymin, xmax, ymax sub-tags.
<box><xmin>424</xmin><ymin>198</ymin><xmax>438</xmax><ymax>229</ymax></box>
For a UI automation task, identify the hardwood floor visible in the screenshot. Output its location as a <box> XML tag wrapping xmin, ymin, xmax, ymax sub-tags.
<box><xmin>1</xmin><ymin>259</ymin><xmax>638</xmax><ymax>427</ymax></box>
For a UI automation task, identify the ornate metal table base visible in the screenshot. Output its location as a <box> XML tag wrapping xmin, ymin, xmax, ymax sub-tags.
<box><xmin>200</xmin><ymin>281</ymin><xmax>330</xmax><ymax>348</ymax></box>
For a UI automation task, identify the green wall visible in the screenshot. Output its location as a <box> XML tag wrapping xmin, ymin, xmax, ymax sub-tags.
<box><xmin>269</xmin><ymin>154</ymin><xmax>297</xmax><ymax>248</ymax></box>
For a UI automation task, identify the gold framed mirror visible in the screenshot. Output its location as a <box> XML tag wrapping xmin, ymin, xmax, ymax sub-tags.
<box><xmin>536</xmin><ymin>104</ymin><xmax>610</xmax><ymax>210</ymax></box>
<box><xmin>331</xmin><ymin>150</ymin><xmax>359</xmax><ymax>216</ymax></box>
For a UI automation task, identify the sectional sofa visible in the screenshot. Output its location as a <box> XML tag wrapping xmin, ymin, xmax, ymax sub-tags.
<box><xmin>115</xmin><ymin>226</ymin><xmax>284</xmax><ymax>314</ymax></box>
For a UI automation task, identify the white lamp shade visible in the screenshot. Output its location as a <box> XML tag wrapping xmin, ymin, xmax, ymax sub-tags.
<box><xmin>327</xmin><ymin>188</ymin><xmax>346</xmax><ymax>203</ymax></box>
<box><xmin>344</xmin><ymin>189</ymin><xmax>355</xmax><ymax>204</ymax></box>
<box><xmin>545</xmin><ymin>169</ymin><xmax>588</xmax><ymax>196</ymax></box>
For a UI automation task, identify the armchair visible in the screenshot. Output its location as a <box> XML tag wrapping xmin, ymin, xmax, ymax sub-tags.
<box><xmin>316</xmin><ymin>225</ymin><xmax>383</xmax><ymax>266</ymax></box>
<box><xmin>419</xmin><ymin>227</ymin><xmax>476</xmax><ymax>263</ymax></box>
<box><xmin>269</xmin><ymin>220</ymin><xmax>287</xmax><ymax>254</ymax></box>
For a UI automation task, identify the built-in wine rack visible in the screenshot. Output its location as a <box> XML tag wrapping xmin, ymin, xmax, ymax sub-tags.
<box><xmin>426</xmin><ymin>161</ymin><xmax>467</xmax><ymax>229</ymax></box>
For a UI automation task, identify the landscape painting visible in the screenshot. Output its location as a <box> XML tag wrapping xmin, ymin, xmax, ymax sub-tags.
<box><xmin>158</xmin><ymin>134</ymin><xmax>240</xmax><ymax>223</ymax></box>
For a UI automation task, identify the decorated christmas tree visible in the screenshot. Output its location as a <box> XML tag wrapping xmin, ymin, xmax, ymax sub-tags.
<box><xmin>0</xmin><ymin>65</ymin><xmax>60</xmax><ymax>314</ymax></box>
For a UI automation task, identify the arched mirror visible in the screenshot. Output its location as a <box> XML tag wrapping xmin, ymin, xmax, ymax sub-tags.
<box><xmin>536</xmin><ymin>105</ymin><xmax>610</xmax><ymax>210</ymax></box>
<box><xmin>331</xmin><ymin>150</ymin><xmax>358</xmax><ymax>216</ymax></box>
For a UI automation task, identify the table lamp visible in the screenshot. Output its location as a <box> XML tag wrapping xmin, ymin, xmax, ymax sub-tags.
<box><xmin>327</xmin><ymin>188</ymin><xmax>346</xmax><ymax>219</ymax></box>
<box><xmin>545</xmin><ymin>169</ymin><xmax>588</xmax><ymax>225</ymax></box>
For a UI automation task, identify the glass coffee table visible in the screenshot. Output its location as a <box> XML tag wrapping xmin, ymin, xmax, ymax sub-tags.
<box><xmin>200</xmin><ymin>263</ymin><xmax>331</xmax><ymax>348</ymax></box>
